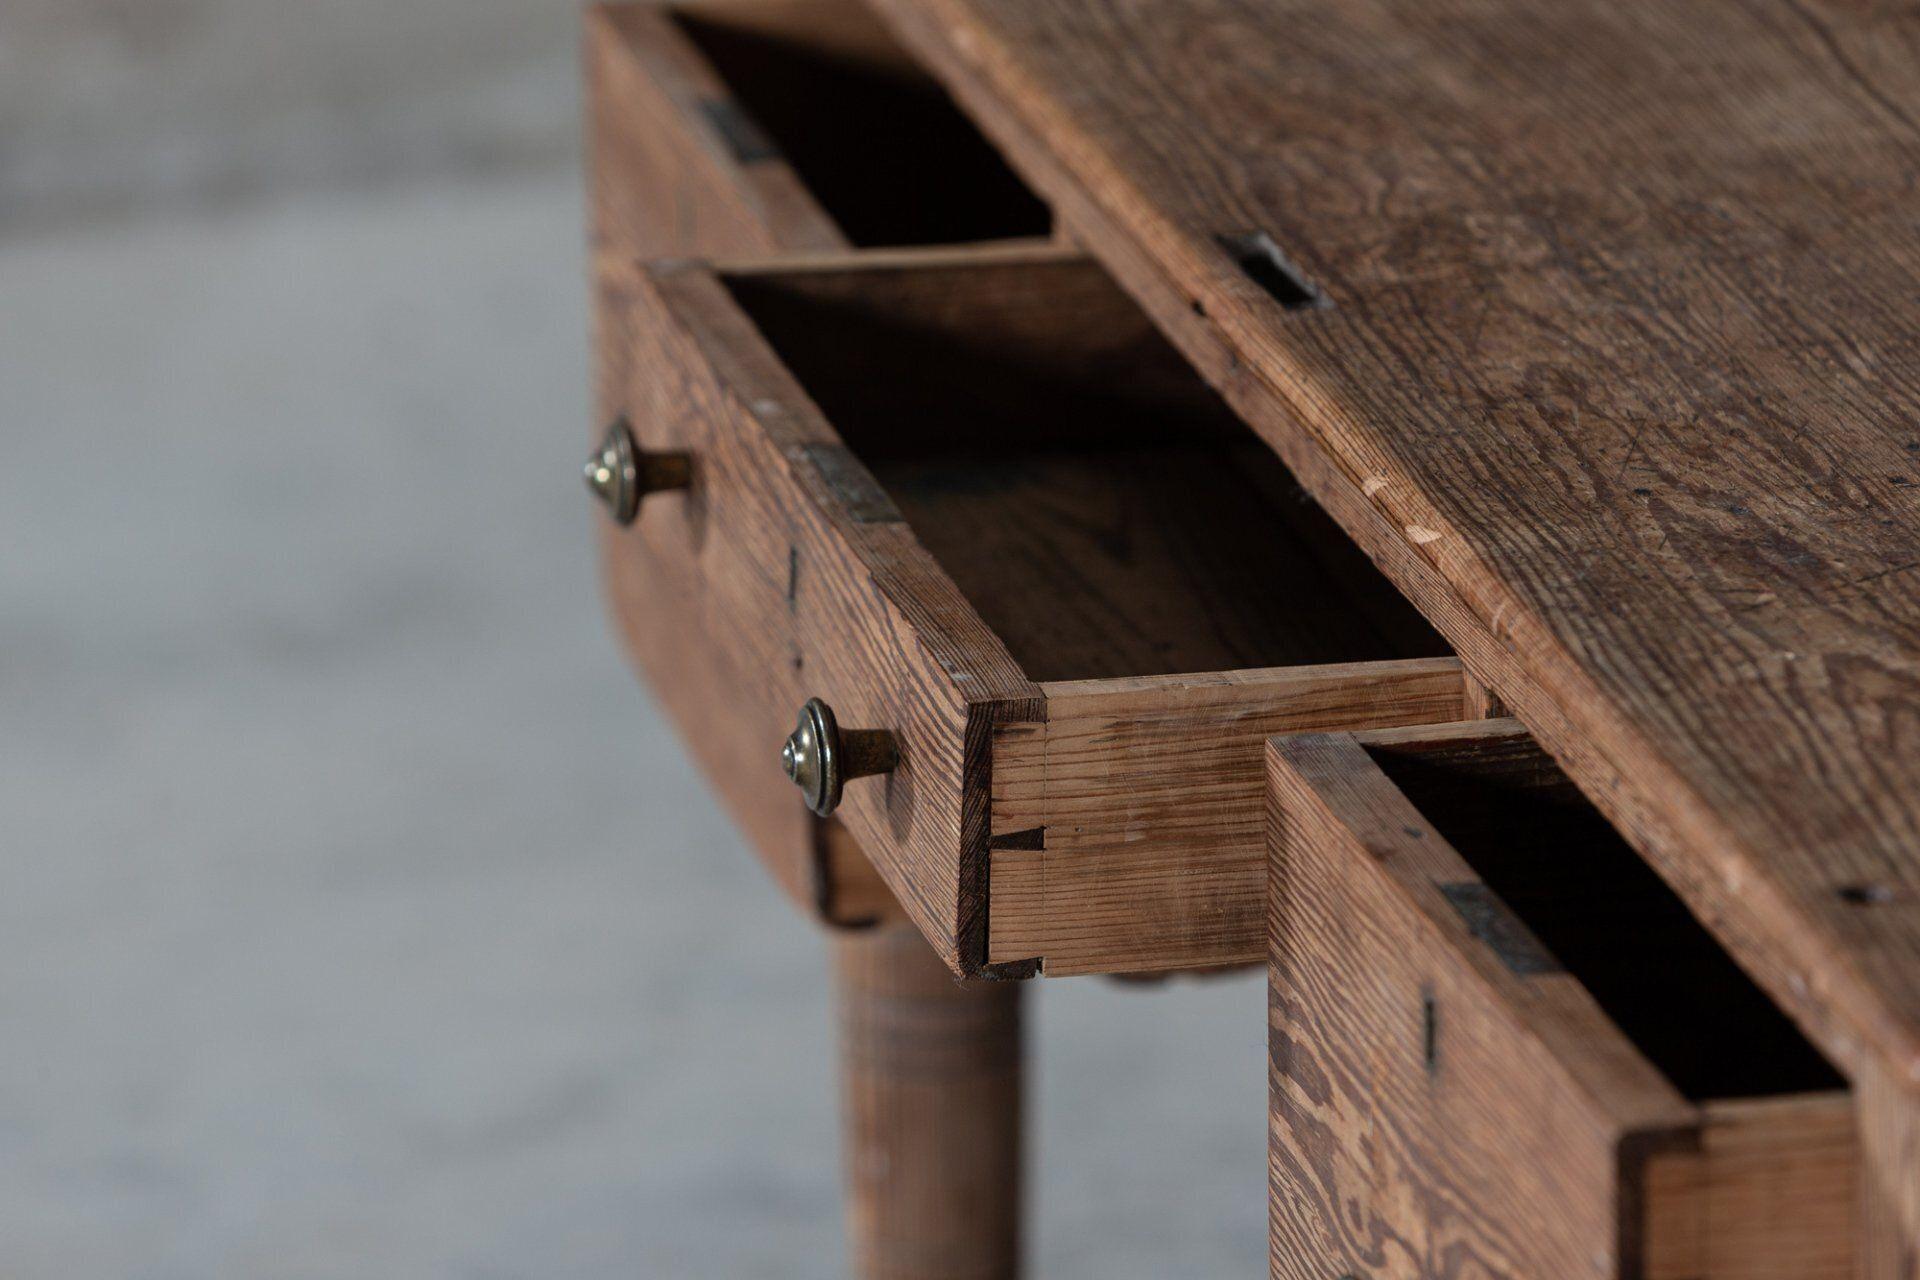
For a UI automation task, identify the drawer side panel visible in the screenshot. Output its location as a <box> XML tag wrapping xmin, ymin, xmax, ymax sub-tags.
<box><xmin>612</xmin><ymin>262</ymin><xmax>1038</xmax><ymax>970</ymax></box>
<box><xmin>1265</xmin><ymin>731</ymin><xmax>1692</xmax><ymax>1279</ymax></box>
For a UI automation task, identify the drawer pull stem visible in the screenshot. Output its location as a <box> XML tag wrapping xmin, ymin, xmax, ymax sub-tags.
<box><xmin>583</xmin><ymin>417</ymin><xmax>691</xmax><ymax>525</ymax></box>
<box><xmin>783</xmin><ymin>697</ymin><xmax>898</xmax><ymax>817</ymax></box>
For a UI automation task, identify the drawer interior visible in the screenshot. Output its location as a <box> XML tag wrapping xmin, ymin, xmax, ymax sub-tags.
<box><xmin>723</xmin><ymin>256</ymin><xmax>1450</xmax><ymax>682</ymax></box>
<box><xmin>671</xmin><ymin>0</ymin><xmax>1050</xmax><ymax>247</ymax></box>
<box><xmin>1364</xmin><ymin>732</ymin><xmax>1844</xmax><ymax>1101</ymax></box>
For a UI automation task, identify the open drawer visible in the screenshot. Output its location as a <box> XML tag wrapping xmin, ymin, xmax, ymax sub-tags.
<box><xmin>601</xmin><ymin>244</ymin><xmax>1468</xmax><ymax>975</ymax></box>
<box><xmin>1266</xmin><ymin>719</ymin><xmax>1855</xmax><ymax>1279</ymax></box>
<box><xmin>585</xmin><ymin>0</ymin><xmax>1050</xmax><ymax>263</ymax></box>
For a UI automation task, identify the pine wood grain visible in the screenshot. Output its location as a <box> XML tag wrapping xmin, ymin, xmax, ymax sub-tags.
<box><xmin>1863</xmin><ymin>1059</ymin><xmax>1920</xmax><ymax>1280</ymax></box>
<box><xmin>871</xmin><ymin>0</ymin><xmax>1920</xmax><ymax>1101</ymax></box>
<box><xmin>868</xmin><ymin>1</ymin><xmax>1920</xmax><ymax>1257</ymax></box>
<box><xmin>598</xmin><ymin>264</ymin><xmax>823</xmax><ymax>905</ymax></box>
<box><xmin>622</xmin><ymin>255</ymin><xmax>1044</xmax><ymax>971</ymax></box>
<box><xmin>590</xmin><ymin>9</ymin><xmax>1476</xmax><ymax>974</ymax></box>
<box><xmin>1642</xmin><ymin>1094</ymin><xmax>1857</xmax><ymax>1280</ymax></box>
<box><xmin>588</xmin><ymin>1</ymin><xmax>841</xmax><ymax>916</ymax></box>
<box><xmin>587</xmin><ymin>1</ymin><xmax>1051</xmax><ymax>929</ymax></box>
<box><xmin>1267</xmin><ymin>720</ymin><xmax>1853</xmax><ymax>1278</ymax></box>
<box><xmin>989</xmin><ymin>659</ymin><xmax>1467</xmax><ymax>974</ymax></box>
<box><xmin>1460</xmin><ymin>668</ymin><xmax>1508</xmax><ymax>720</ymax></box>
<box><xmin>635</xmin><ymin>249</ymin><xmax>1470</xmax><ymax>973</ymax></box>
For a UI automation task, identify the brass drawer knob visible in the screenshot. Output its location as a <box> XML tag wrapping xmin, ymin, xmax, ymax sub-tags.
<box><xmin>583</xmin><ymin>417</ymin><xmax>691</xmax><ymax>525</ymax></box>
<box><xmin>782</xmin><ymin>697</ymin><xmax>898</xmax><ymax>817</ymax></box>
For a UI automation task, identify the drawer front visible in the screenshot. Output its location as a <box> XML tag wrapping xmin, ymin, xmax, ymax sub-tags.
<box><xmin>1266</xmin><ymin>721</ymin><xmax>1854</xmax><ymax>1279</ymax></box>
<box><xmin>597</xmin><ymin>266</ymin><xmax>814</xmax><ymax>910</ymax></box>
<box><xmin>988</xmin><ymin>661</ymin><xmax>1468</xmax><ymax>976</ymax></box>
<box><xmin>586</xmin><ymin>0</ymin><xmax>1052</xmax><ymax>936</ymax></box>
<box><xmin>605</xmin><ymin>247</ymin><xmax>1491</xmax><ymax>976</ymax></box>
<box><xmin>607</xmin><ymin>257</ymin><xmax>1039</xmax><ymax>970</ymax></box>
<box><xmin>587</xmin><ymin>0</ymin><xmax>858</xmax><ymax>925</ymax></box>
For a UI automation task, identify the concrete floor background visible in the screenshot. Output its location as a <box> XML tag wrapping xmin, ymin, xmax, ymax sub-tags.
<box><xmin>1</xmin><ymin>0</ymin><xmax>577</xmax><ymax>226</ymax></box>
<box><xmin>0</xmin><ymin>5</ymin><xmax>1266</xmax><ymax>1276</ymax></box>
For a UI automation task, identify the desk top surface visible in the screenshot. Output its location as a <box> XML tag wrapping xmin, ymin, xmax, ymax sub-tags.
<box><xmin>880</xmin><ymin>0</ymin><xmax>1920</xmax><ymax>1080</ymax></box>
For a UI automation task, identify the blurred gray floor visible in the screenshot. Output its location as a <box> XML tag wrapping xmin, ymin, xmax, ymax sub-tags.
<box><xmin>0</xmin><ymin>171</ymin><xmax>1266</xmax><ymax>1276</ymax></box>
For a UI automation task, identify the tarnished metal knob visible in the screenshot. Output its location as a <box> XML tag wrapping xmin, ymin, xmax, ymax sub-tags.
<box><xmin>583</xmin><ymin>417</ymin><xmax>691</xmax><ymax>525</ymax></box>
<box><xmin>782</xmin><ymin>698</ymin><xmax>898</xmax><ymax>817</ymax></box>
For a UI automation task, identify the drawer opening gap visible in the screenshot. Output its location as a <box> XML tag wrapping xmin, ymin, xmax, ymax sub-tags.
<box><xmin>1366</xmin><ymin>738</ymin><xmax>1844</xmax><ymax>1101</ymax></box>
<box><xmin>671</xmin><ymin>0</ymin><xmax>1051</xmax><ymax>246</ymax></box>
<box><xmin>722</xmin><ymin>256</ymin><xmax>1448</xmax><ymax>682</ymax></box>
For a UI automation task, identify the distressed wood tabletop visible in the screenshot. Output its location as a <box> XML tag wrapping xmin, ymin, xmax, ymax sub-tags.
<box><xmin>872</xmin><ymin>0</ymin><xmax>1920</xmax><ymax>1107</ymax></box>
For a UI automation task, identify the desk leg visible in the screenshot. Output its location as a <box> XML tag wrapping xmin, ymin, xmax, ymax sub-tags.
<box><xmin>834</xmin><ymin>925</ymin><xmax>1023</xmax><ymax>1280</ymax></box>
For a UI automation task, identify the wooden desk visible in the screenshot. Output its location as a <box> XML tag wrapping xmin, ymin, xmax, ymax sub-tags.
<box><xmin>864</xmin><ymin>0</ymin><xmax>1920</xmax><ymax>1272</ymax></box>
<box><xmin>586</xmin><ymin>0</ymin><xmax>1920</xmax><ymax>1272</ymax></box>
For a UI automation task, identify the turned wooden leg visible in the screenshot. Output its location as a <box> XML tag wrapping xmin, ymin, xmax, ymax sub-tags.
<box><xmin>833</xmin><ymin>925</ymin><xmax>1023</xmax><ymax>1280</ymax></box>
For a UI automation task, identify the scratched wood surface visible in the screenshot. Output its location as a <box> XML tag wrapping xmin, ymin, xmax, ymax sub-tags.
<box><xmin>872</xmin><ymin>0</ymin><xmax>1920</xmax><ymax>1184</ymax></box>
<box><xmin>609</xmin><ymin>249</ymin><xmax>1476</xmax><ymax>973</ymax></box>
<box><xmin>590</xmin><ymin>0</ymin><xmax>1478</xmax><ymax>978</ymax></box>
<box><xmin>1267</xmin><ymin>720</ymin><xmax>1854</xmax><ymax>1279</ymax></box>
<box><xmin>587</xmin><ymin>1</ymin><xmax>845</xmax><ymax>915</ymax></box>
<box><xmin>624</xmin><ymin>254</ymin><xmax>1047</xmax><ymax>971</ymax></box>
